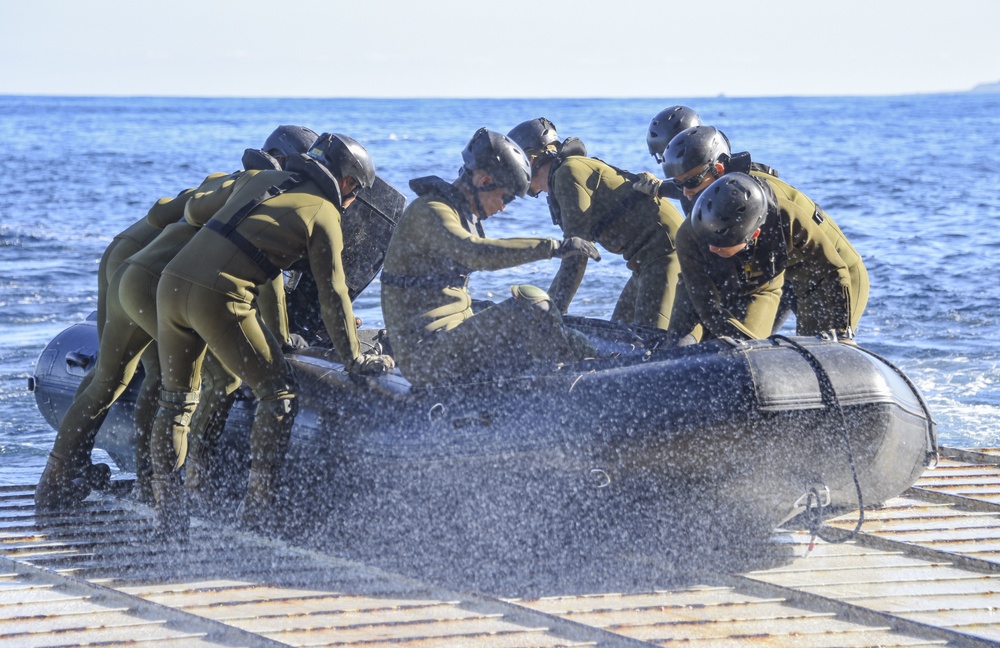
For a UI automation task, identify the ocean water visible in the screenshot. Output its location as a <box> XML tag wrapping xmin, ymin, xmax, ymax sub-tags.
<box><xmin>1</xmin><ymin>94</ymin><xmax>997</xmax><ymax>486</ymax></box>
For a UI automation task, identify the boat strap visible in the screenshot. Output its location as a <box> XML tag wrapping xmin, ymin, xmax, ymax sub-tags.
<box><xmin>773</xmin><ymin>334</ymin><xmax>865</xmax><ymax>544</ymax></box>
<box><xmin>204</xmin><ymin>176</ymin><xmax>302</xmax><ymax>280</ymax></box>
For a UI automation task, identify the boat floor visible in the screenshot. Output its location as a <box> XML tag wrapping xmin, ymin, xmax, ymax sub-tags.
<box><xmin>3</xmin><ymin>446</ymin><xmax>1000</xmax><ymax>647</ymax></box>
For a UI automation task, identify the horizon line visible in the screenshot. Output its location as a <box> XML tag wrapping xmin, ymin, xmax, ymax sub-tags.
<box><xmin>0</xmin><ymin>88</ymin><xmax>991</xmax><ymax>101</ymax></box>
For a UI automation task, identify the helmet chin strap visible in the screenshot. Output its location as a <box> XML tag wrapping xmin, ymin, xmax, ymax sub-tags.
<box><xmin>471</xmin><ymin>185</ymin><xmax>488</xmax><ymax>219</ymax></box>
<box><xmin>460</xmin><ymin>172</ymin><xmax>490</xmax><ymax>218</ymax></box>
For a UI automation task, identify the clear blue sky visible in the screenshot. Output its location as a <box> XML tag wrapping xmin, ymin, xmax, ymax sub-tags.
<box><xmin>4</xmin><ymin>0</ymin><xmax>998</xmax><ymax>98</ymax></box>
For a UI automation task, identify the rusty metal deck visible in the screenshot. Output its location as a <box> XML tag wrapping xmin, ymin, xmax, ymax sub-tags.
<box><xmin>4</xmin><ymin>447</ymin><xmax>1000</xmax><ymax>647</ymax></box>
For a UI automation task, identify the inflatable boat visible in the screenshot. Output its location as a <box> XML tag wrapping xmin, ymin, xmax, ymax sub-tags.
<box><xmin>30</xmin><ymin>313</ymin><xmax>937</xmax><ymax>555</ymax></box>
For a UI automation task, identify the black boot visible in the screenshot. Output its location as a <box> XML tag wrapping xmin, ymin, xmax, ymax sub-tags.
<box><xmin>184</xmin><ymin>452</ymin><xmax>213</xmax><ymax>515</ymax></box>
<box><xmin>130</xmin><ymin>457</ymin><xmax>155</xmax><ymax>504</ymax></box>
<box><xmin>34</xmin><ymin>452</ymin><xmax>90</xmax><ymax>512</ymax></box>
<box><xmin>238</xmin><ymin>468</ymin><xmax>278</xmax><ymax>534</ymax></box>
<box><xmin>151</xmin><ymin>472</ymin><xmax>189</xmax><ymax>543</ymax></box>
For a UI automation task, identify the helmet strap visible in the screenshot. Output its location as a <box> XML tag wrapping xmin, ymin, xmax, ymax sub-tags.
<box><xmin>471</xmin><ymin>185</ymin><xmax>488</xmax><ymax>219</ymax></box>
<box><xmin>457</xmin><ymin>171</ymin><xmax>488</xmax><ymax>219</ymax></box>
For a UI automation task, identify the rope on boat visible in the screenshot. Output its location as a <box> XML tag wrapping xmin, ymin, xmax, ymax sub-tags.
<box><xmin>773</xmin><ymin>335</ymin><xmax>865</xmax><ymax>544</ymax></box>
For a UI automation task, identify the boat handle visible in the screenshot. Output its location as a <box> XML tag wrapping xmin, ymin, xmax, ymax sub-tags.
<box><xmin>428</xmin><ymin>402</ymin><xmax>445</xmax><ymax>423</ymax></box>
<box><xmin>590</xmin><ymin>468</ymin><xmax>611</xmax><ymax>488</ymax></box>
<box><xmin>66</xmin><ymin>351</ymin><xmax>94</xmax><ymax>370</ymax></box>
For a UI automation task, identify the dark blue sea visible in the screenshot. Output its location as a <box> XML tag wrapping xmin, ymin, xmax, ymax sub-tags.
<box><xmin>1</xmin><ymin>94</ymin><xmax>998</xmax><ymax>486</ymax></box>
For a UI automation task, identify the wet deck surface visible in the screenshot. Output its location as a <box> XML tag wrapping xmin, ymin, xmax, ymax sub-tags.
<box><xmin>4</xmin><ymin>447</ymin><xmax>1000</xmax><ymax>647</ymax></box>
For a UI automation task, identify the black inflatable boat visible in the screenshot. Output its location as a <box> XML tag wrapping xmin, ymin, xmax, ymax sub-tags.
<box><xmin>30</xmin><ymin>314</ymin><xmax>937</xmax><ymax>554</ymax></box>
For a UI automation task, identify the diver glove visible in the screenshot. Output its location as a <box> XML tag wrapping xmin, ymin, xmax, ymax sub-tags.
<box><xmin>282</xmin><ymin>333</ymin><xmax>310</xmax><ymax>352</ymax></box>
<box><xmin>552</xmin><ymin>237</ymin><xmax>601</xmax><ymax>261</ymax></box>
<box><xmin>632</xmin><ymin>171</ymin><xmax>663</xmax><ymax>197</ymax></box>
<box><xmin>347</xmin><ymin>352</ymin><xmax>396</xmax><ymax>376</ymax></box>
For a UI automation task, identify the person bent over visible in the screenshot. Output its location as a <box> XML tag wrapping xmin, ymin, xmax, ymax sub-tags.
<box><xmin>507</xmin><ymin>118</ymin><xmax>684</xmax><ymax>329</ymax></box>
<box><xmin>661</xmin><ymin>126</ymin><xmax>868</xmax><ymax>339</ymax></box>
<box><xmin>669</xmin><ymin>173</ymin><xmax>864</xmax><ymax>343</ymax></box>
<box><xmin>150</xmin><ymin>133</ymin><xmax>391</xmax><ymax>538</ymax></box>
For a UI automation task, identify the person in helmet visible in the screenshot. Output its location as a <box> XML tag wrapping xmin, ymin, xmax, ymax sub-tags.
<box><xmin>662</xmin><ymin>126</ymin><xmax>868</xmax><ymax>340</ymax></box>
<box><xmin>380</xmin><ymin>127</ymin><xmax>600</xmax><ymax>386</ymax></box>
<box><xmin>646</xmin><ymin>105</ymin><xmax>702</xmax><ymax>164</ymax></box>
<box><xmin>669</xmin><ymin>172</ymin><xmax>868</xmax><ymax>342</ymax></box>
<box><xmin>243</xmin><ymin>124</ymin><xmax>319</xmax><ymax>171</ymax></box>
<box><xmin>33</xmin><ymin>126</ymin><xmax>317</xmax><ymax>511</ymax></box>
<box><xmin>656</xmin><ymin>124</ymin><xmax>732</xmax><ymax>210</ymax></box>
<box><xmin>136</xmin><ymin>126</ymin><xmax>321</xmax><ymax>504</ymax></box>
<box><xmin>636</xmin><ymin>117</ymin><xmax>781</xmax><ymax>214</ymax></box>
<box><xmin>505</xmin><ymin>117</ymin><xmax>585</xmax><ymax>198</ymax></box>
<box><xmin>147</xmin><ymin>132</ymin><xmax>393</xmax><ymax>538</ymax></box>
<box><xmin>633</xmin><ymin>105</ymin><xmax>705</xmax><ymax>211</ymax></box>
<box><xmin>659</xmin><ymin>125</ymin><xmax>786</xmax><ymax>216</ymax></box>
<box><xmin>507</xmin><ymin>118</ymin><xmax>685</xmax><ymax>329</ymax></box>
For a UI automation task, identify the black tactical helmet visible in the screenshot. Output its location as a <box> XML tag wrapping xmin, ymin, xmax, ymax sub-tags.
<box><xmin>647</xmin><ymin>106</ymin><xmax>701</xmax><ymax>162</ymax></box>
<box><xmin>461</xmin><ymin>127</ymin><xmax>531</xmax><ymax>198</ymax></box>
<box><xmin>661</xmin><ymin>125</ymin><xmax>731</xmax><ymax>181</ymax></box>
<box><xmin>307</xmin><ymin>133</ymin><xmax>376</xmax><ymax>190</ymax></box>
<box><xmin>507</xmin><ymin>117</ymin><xmax>559</xmax><ymax>158</ymax></box>
<box><xmin>263</xmin><ymin>125</ymin><xmax>319</xmax><ymax>158</ymax></box>
<box><xmin>690</xmin><ymin>173</ymin><xmax>769</xmax><ymax>248</ymax></box>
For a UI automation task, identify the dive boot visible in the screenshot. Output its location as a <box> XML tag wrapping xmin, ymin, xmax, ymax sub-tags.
<box><xmin>129</xmin><ymin>458</ymin><xmax>155</xmax><ymax>505</ymax></box>
<box><xmin>83</xmin><ymin>462</ymin><xmax>112</xmax><ymax>490</ymax></box>
<box><xmin>34</xmin><ymin>452</ymin><xmax>90</xmax><ymax>512</ymax></box>
<box><xmin>184</xmin><ymin>453</ymin><xmax>213</xmax><ymax>515</ymax></box>
<box><xmin>237</xmin><ymin>469</ymin><xmax>280</xmax><ymax>534</ymax></box>
<box><xmin>151</xmin><ymin>473</ymin><xmax>189</xmax><ymax>543</ymax></box>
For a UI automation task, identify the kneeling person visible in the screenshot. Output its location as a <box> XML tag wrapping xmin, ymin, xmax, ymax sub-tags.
<box><xmin>381</xmin><ymin>128</ymin><xmax>600</xmax><ymax>386</ymax></box>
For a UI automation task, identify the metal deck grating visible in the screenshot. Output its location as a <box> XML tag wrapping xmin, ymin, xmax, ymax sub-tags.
<box><xmin>3</xmin><ymin>447</ymin><xmax>1000</xmax><ymax>646</ymax></box>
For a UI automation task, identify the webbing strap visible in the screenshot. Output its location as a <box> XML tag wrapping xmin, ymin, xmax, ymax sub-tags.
<box><xmin>204</xmin><ymin>220</ymin><xmax>282</xmax><ymax>280</ymax></box>
<box><xmin>213</xmin><ymin>176</ymin><xmax>301</xmax><ymax>237</ymax></box>
<box><xmin>773</xmin><ymin>335</ymin><xmax>865</xmax><ymax>543</ymax></box>
<box><xmin>204</xmin><ymin>176</ymin><xmax>302</xmax><ymax>280</ymax></box>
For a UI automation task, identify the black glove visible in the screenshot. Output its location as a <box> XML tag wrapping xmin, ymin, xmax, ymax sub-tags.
<box><xmin>632</xmin><ymin>172</ymin><xmax>663</xmax><ymax>197</ymax></box>
<box><xmin>282</xmin><ymin>333</ymin><xmax>310</xmax><ymax>352</ymax></box>
<box><xmin>347</xmin><ymin>352</ymin><xmax>396</xmax><ymax>376</ymax></box>
<box><xmin>552</xmin><ymin>237</ymin><xmax>601</xmax><ymax>261</ymax></box>
<box><xmin>676</xmin><ymin>333</ymin><xmax>699</xmax><ymax>347</ymax></box>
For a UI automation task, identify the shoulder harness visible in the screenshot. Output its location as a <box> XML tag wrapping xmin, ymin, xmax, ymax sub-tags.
<box><xmin>203</xmin><ymin>175</ymin><xmax>302</xmax><ymax>280</ymax></box>
<box><xmin>730</xmin><ymin>151</ymin><xmax>780</xmax><ymax>178</ymax></box>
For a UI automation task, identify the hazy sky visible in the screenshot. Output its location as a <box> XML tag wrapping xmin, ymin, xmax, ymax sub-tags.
<box><xmin>4</xmin><ymin>0</ymin><xmax>998</xmax><ymax>98</ymax></box>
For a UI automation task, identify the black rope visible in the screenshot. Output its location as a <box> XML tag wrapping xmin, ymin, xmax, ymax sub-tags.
<box><xmin>773</xmin><ymin>335</ymin><xmax>865</xmax><ymax>544</ymax></box>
